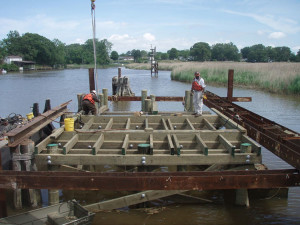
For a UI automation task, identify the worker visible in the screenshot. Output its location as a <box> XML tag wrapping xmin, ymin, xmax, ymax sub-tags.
<box><xmin>82</xmin><ymin>90</ymin><xmax>100</xmax><ymax>115</ymax></box>
<box><xmin>191</xmin><ymin>72</ymin><xmax>206</xmax><ymax>117</ymax></box>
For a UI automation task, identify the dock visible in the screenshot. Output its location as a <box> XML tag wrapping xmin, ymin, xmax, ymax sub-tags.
<box><xmin>0</xmin><ymin>69</ymin><xmax>299</xmax><ymax>219</ymax></box>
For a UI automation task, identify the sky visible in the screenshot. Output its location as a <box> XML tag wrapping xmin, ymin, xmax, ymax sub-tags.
<box><xmin>0</xmin><ymin>0</ymin><xmax>300</xmax><ymax>54</ymax></box>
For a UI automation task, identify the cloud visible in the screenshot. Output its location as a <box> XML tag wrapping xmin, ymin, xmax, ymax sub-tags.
<box><xmin>268</xmin><ymin>32</ymin><xmax>286</xmax><ymax>39</ymax></box>
<box><xmin>222</xmin><ymin>9</ymin><xmax>300</xmax><ymax>34</ymax></box>
<box><xmin>143</xmin><ymin>33</ymin><xmax>156</xmax><ymax>42</ymax></box>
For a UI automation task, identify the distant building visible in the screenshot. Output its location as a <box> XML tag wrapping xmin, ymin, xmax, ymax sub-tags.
<box><xmin>4</xmin><ymin>56</ymin><xmax>22</xmax><ymax>64</ymax></box>
<box><xmin>119</xmin><ymin>56</ymin><xmax>134</xmax><ymax>61</ymax></box>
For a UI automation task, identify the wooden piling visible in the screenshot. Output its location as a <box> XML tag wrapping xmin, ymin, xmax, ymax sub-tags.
<box><xmin>77</xmin><ymin>94</ymin><xmax>83</xmax><ymax>112</ymax></box>
<box><xmin>88</xmin><ymin>68</ymin><xmax>96</xmax><ymax>92</ymax></box>
<box><xmin>141</xmin><ymin>90</ymin><xmax>147</xmax><ymax>112</ymax></box>
<box><xmin>185</xmin><ymin>90</ymin><xmax>191</xmax><ymax>112</ymax></box>
<box><xmin>145</xmin><ymin>99</ymin><xmax>151</xmax><ymax>112</ymax></box>
<box><xmin>227</xmin><ymin>69</ymin><xmax>234</xmax><ymax>102</ymax></box>
<box><xmin>0</xmin><ymin>145</ymin><xmax>7</xmax><ymax>217</ymax></box>
<box><xmin>118</xmin><ymin>67</ymin><xmax>122</xmax><ymax>79</ymax></box>
<box><xmin>102</xmin><ymin>88</ymin><xmax>108</xmax><ymax>107</ymax></box>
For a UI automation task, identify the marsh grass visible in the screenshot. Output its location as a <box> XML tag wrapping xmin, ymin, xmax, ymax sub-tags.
<box><xmin>126</xmin><ymin>61</ymin><xmax>300</xmax><ymax>94</ymax></box>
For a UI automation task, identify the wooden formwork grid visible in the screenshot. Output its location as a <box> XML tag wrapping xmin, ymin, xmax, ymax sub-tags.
<box><xmin>35</xmin><ymin>114</ymin><xmax>262</xmax><ymax>168</ymax></box>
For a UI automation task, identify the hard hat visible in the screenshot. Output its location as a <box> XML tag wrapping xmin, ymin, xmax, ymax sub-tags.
<box><xmin>194</xmin><ymin>72</ymin><xmax>200</xmax><ymax>76</ymax></box>
<box><xmin>91</xmin><ymin>90</ymin><xmax>97</xmax><ymax>95</ymax></box>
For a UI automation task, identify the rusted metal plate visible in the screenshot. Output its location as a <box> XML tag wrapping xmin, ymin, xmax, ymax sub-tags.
<box><xmin>0</xmin><ymin>170</ymin><xmax>299</xmax><ymax>191</ymax></box>
<box><xmin>6</xmin><ymin>101</ymin><xmax>71</xmax><ymax>147</ymax></box>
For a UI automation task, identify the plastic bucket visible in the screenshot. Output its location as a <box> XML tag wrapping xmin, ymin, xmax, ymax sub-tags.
<box><xmin>26</xmin><ymin>112</ymin><xmax>34</xmax><ymax>120</ymax></box>
<box><xmin>64</xmin><ymin>118</ymin><xmax>74</xmax><ymax>131</ymax></box>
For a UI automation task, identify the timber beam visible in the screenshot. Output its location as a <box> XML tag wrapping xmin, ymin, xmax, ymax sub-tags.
<box><xmin>0</xmin><ymin>170</ymin><xmax>299</xmax><ymax>191</ymax></box>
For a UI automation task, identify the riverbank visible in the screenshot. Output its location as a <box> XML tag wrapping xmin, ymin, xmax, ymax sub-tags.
<box><xmin>126</xmin><ymin>61</ymin><xmax>300</xmax><ymax>95</ymax></box>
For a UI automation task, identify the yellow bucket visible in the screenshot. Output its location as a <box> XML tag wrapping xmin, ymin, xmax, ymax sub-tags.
<box><xmin>64</xmin><ymin>118</ymin><xmax>74</xmax><ymax>131</ymax></box>
<box><xmin>26</xmin><ymin>112</ymin><xmax>34</xmax><ymax>120</ymax></box>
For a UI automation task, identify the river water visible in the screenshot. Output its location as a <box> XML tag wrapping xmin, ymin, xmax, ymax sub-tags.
<box><xmin>0</xmin><ymin>68</ymin><xmax>300</xmax><ymax>225</ymax></box>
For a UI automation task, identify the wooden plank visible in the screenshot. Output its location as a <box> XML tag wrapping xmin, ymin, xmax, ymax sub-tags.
<box><xmin>219</xmin><ymin>134</ymin><xmax>235</xmax><ymax>156</ymax></box>
<box><xmin>161</xmin><ymin>118</ymin><xmax>169</xmax><ymax>130</ymax></box>
<box><xmin>125</xmin><ymin>118</ymin><xmax>131</xmax><ymax>130</ymax></box>
<box><xmin>50</xmin><ymin>127</ymin><xmax>65</xmax><ymax>139</ymax></box>
<box><xmin>149</xmin><ymin>134</ymin><xmax>154</xmax><ymax>155</ymax></box>
<box><xmin>211</xmin><ymin>108</ymin><xmax>246</xmax><ymax>133</ymax></box>
<box><xmin>84</xmin><ymin>190</ymin><xmax>183</xmax><ymax>211</ymax></box>
<box><xmin>63</xmin><ymin>134</ymin><xmax>79</xmax><ymax>155</ymax></box>
<box><xmin>203</xmin><ymin>118</ymin><xmax>217</xmax><ymax>131</ymax></box>
<box><xmin>82</xmin><ymin>117</ymin><xmax>94</xmax><ymax>130</ymax></box>
<box><xmin>121</xmin><ymin>134</ymin><xmax>129</xmax><ymax>155</ymax></box>
<box><xmin>172</xmin><ymin>135</ymin><xmax>181</xmax><ymax>155</ymax></box>
<box><xmin>36</xmin><ymin>153</ymin><xmax>261</xmax><ymax>166</ymax></box>
<box><xmin>105</xmin><ymin>118</ymin><xmax>113</xmax><ymax>130</ymax></box>
<box><xmin>167</xmin><ymin>118</ymin><xmax>174</xmax><ymax>130</ymax></box>
<box><xmin>185</xmin><ymin>118</ymin><xmax>195</xmax><ymax>130</ymax></box>
<box><xmin>92</xmin><ymin>134</ymin><xmax>104</xmax><ymax>155</ymax></box>
<box><xmin>195</xmin><ymin>134</ymin><xmax>208</xmax><ymax>155</ymax></box>
<box><xmin>242</xmin><ymin>134</ymin><xmax>261</xmax><ymax>155</ymax></box>
<box><xmin>144</xmin><ymin>118</ymin><xmax>149</xmax><ymax>129</ymax></box>
<box><xmin>34</xmin><ymin>135</ymin><xmax>52</xmax><ymax>154</ymax></box>
<box><xmin>167</xmin><ymin>134</ymin><xmax>174</xmax><ymax>155</ymax></box>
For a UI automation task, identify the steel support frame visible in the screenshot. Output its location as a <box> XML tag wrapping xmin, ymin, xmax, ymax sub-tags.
<box><xmin>0</xmin><ymin>170</ymin><xmax>299</xmax><ymax>191</ymax></box>
<box><xmin>6</xmin><ymin>101</ymin><xmax>71</xmax><ymax>147</ymax></box>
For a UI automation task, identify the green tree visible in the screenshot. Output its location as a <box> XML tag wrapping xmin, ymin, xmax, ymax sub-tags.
<box><xmin>65</xmin><ymin>44</ymin><xmax>84</xmax><ymax>64</ymax></box>
<box><xmin>266</xmin><ymin>46</ymin><xmax>276</xmax><ymax>62</ymax></box>
<box><xmin>131</xmin><ymin>49</ymin><xmax>142</xmax><ymax>62</ymax></box>
<box><xmin>1</xmin><ymin>30</ymin><xmax>22</xmax><ymax>56</ymax></box>
<box><xmin>296</xmin><ymin>50</ymin><xmax>300</xmax><ymax>62</ymax></box>
<box><xmin>168</xmin><ymin>48</ymin><xmax>178</xmax><ymax>60</ymax></box>
<box><xmin>241</xmin><ymin>47</ymin><xmax>250</xmax><ymax>60</ymax></box>
<box><xmin>83</xmin><ymin>39</ymin><xmax>112</xmax><ymax>65</ymax></box>
<box><xmin>247</xmin><ymin>44</ymin><xmax>268</xmax><ymax>62</ymax></box>
<box><xmin>52</xmin><ymin>39</ymin><xmax>66</xmax><ymax>66</ymax></box>
<box><xmin>161</xmin><ymin>53</ymin><xmax>169</xmax><ymax>60</ymax></box>
<box><xmin>190</xmin><ymin>42</ymin><xmax>211</xmax><ymax>61</ymax></box>
<box><xmin>110</xmin><ymin>51</ymin><xmax>119</xmax><ymax>61</ymax></box>
<box><xmin>178</xmin><ymin>49</ymin><xmax>190</xmax><ymax>60</ymax></box>
<box><xmin>20</xmin><ymin>33</ymin><xmax>57</xmax><ymax>65</ymax></box>
<box><xmin>274</xmin><ymin>46</ymin><xmax>291</xmax><ymax>62</ymax></box>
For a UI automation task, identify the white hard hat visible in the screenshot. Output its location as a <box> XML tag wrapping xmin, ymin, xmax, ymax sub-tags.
<box><xmin>91</xmin><ymin>90</ymin><xmax>97</xmax><ymax>95</ymax></box>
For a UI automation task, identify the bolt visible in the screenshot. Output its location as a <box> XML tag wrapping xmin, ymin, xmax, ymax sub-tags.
<box><xmin>47</xmin><ymin>160</ymin><xmax>52</xmax><ymax>165</ymax></box>
<box><xmin>142</xmin><ymin>156</ymin><xmax>146</xmax><ymax>161</ymax></box>
<box><xmin>88</xmin><ymin>145</ymin><xmax>92</xmax><ymax>149</ymax></box>
<box><xmin>98</xmin><ymin>125</ymin><xmax>102</xmax><ymax>129</ymax></box>
<box><xmin>246</xmin><ymin>159</ymin><xmax>250</xmax><ymax>164</ymax></box>
<box><xmin>246</xmin><ymin>155</ymin><xmax>251</xmax><ymax>159</ymax></box>
<box><xmin>141</xmin><ymin>193</ymin><xmax>146</xmax><ymax>198</ymax></box>
<box><xmin>136</xmin><ymin>125</ymin><xmax>139</xmax><ymax>129</ymax></box>
<box><xmin>80</xmin><ymin>125</ymin><xmax>83</xmax><ymax>129</ymax></box>
<box><xmin>174</xmin><ymin>126</ymin><xmax>177</xmax><ymax>129</ymax></box>
<box><xmin>58</xmin><ymin>143</ymin><xmax>62</xmax><ymax>147</ymax></box>
<box><xmin>47</xmin><ymin>156</ymin><xmax>51</xmax><ymax>160</ymax></box>
<box><xmin>142</xmin><ymin>160</ymin><xmax>146</xmax><ymax>165</ymax></box>
<box><xmin>179</xmin><ymin>145</ymin><xmax>183</xmax><ymax>149</ymax></box>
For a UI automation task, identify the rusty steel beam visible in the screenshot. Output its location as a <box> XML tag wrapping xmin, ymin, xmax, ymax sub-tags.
<box><xmin>204</xmin><ymin>91</ymin><xmax>300</xmax><ymax>169</ymax></box>
<box><xmin>6</xmin><ymin>101</ymin><xmax>71</xmax><ymax>147</ymax></box>
<box><xmin>0</xmin><ymin>170</ymin><xmax>299</xmax><ymax>191</ymax></box>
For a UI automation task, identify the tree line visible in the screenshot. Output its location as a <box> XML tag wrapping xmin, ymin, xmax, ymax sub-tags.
<box><xmin>1</xmin><ymin>30</ymin><xmax>300</xmax><ymax>70</ymax></box>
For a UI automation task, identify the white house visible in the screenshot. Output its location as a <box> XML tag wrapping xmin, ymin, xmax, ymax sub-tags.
<box><xmin>4</xmin><ymin>56</ymin><xmax>22</xmax><ymax>64</ymax></box>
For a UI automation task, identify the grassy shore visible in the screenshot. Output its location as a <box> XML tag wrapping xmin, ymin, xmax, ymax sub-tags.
<box><xmin>127</xmin><ymin>61</ymin><xmax>300</xmax><ymax>95</ymax></box>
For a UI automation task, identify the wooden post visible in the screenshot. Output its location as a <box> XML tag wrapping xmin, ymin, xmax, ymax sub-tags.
<box><xmin>99</xmin><ymin>94</ymin><xmax>104</xmax><ymax>107</ymax></box>
<box><xmin>103</xmin><ymin>88</ymin><xmax>108</xmax><ymax>107</ymax></box>
<box><xmin>141</xmin><ymin>90</ymin><xmax>147</xmax><ymax>112</ymax></box>
<box><xmin>89</xmin><ymin>68</ymin><xmax>95</xmax><ymax>92</ymax></box>
<box><xmin>236</xmin><ymin>189</ymin><xmax>249</xmax><ymax>207</ymax></box>
<box><xmin>227</xmin><ymin>69</ymin><xmax>234</xmax><ymax>102</ymax></box>
<box><xmin>12</xmin><ymin>145</ymin><xmax>22</xmax><ymax>209</ymax></box>
<box><xmin>118</xmin><ymin>67</ymin><xmax>122</xmax><ymax>79</ymax></box>
<box><xmin>48</xmin><ymin>166</ymin><xmax>59</xmax><ymax>206</ymax></box>
<box><xmin>145</xmin><ymin>99</ymin><xmax>151</xmax><ymax>112</ymax></box>
<box><xmin>0</xmin><ymin>146</ymin><xmax>7</xmax><ymax>217</ymax></box>
<box><xmin>33</xmin><ymin>103</ymin><xmax>39</xmax><ymax>117</ymax></box>
<box><xmin>185</xmin><ymin>90</ymin><xmax>191</xmax><ymax>112</ymax></box>
<box><xmin>77</xmin><ymin>93</ymin><xmax>83</xmax><ymax>112</ymax></box>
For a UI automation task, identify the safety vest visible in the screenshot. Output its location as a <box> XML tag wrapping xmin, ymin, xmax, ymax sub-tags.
<box><xmin>83</xmin><ymin>93</ymin><xmax>95</xmax><ymax>104</ymax></box>
<box><xmin>192</xmin><ymin>80</ymin><xmax>203</xmax><ymax>91</ymax></box>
